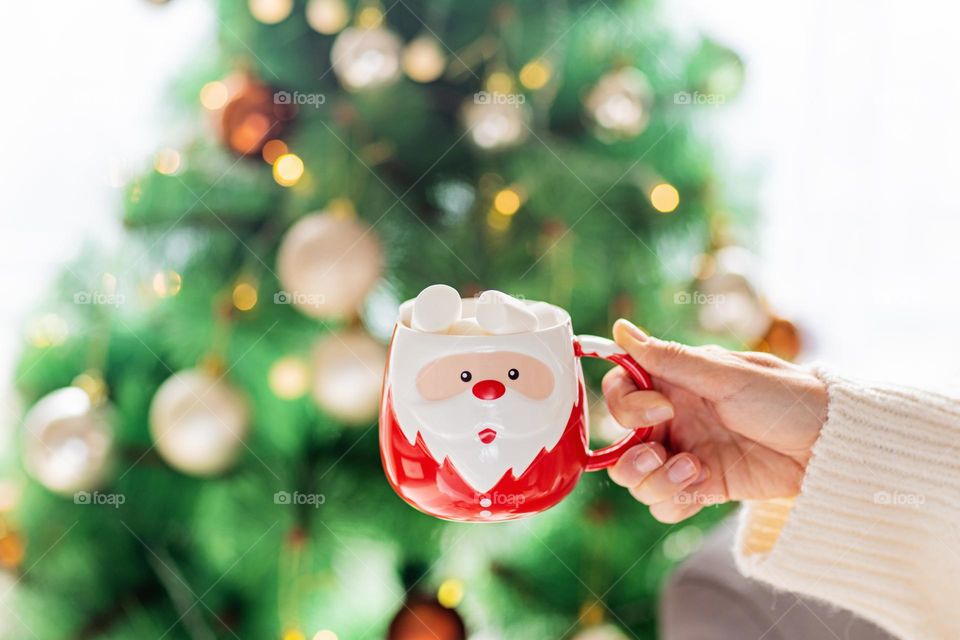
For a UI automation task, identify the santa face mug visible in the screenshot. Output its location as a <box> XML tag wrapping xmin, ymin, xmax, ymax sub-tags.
<box><xmin>379</xmin><ymin>292</ymin><xmax>654</xmax><ymax>522</ymax></box>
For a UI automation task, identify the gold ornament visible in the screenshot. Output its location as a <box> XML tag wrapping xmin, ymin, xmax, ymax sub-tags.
<box><xmin>584</xmin><ymin>67</ymin><xmax>653</xmax><ymax>140</ymax></box>
<box><xmin>22</xmin><ymin>387</ymin><xmax>114</xmax><ymax>495</ymax></box>
<box><xmin>305</xmin><ymin>0</ymin><xmax>350</xmax><ymax>35</ymax></box>
<box><xmin>572</xmin><ymin>624</ymin><xmax>631</xmax><ymax>640</ymax></box>
<box><xmin>149</xmin><ymin>369</ymin><xmax>250</xmax><ymax>476</ymax></box>
<box><xmin>402</xmin><ymin>36</ymin><xmax>446</xmax><ymax>83</ymax></box>
<box><xmin>696</xmin><ymin>246</ymin><xmax>772</xmax><ymax>343</ymax></box>
<box><xmin>754</xmin><ymin>316</ymin><xmax>802</xmax><ymax>361</ymax></box>
<box><xmin>461</xmin><ymin>98</ymin><xmax>530</xmax><ymax>151</ymax></box>
<box><xmin>249</xmin><ymin>0</ymin><xmax>293</xmax><ymax>24</ymax></box>
<box><xmin>276</xmin><ymin>211</ymin><xmax>383</xmax><ymax>319</ymax></box>
<box><xmin>311</xmin><ymin>329</ymin><xmax>386</xmax><ymax>424</ymax></box>
<box><xmin>220</xmin><ymin>76</ymin><xmax>297</xmax><ymax>156</ymax></box>
<box><xmin>386</xmin><ymin>595</ymin><xmax>465</xmax><ymax>640</ymax></box>
<box><xmin>331</xmin><ymin>27</ymin><xmax>402</xmax><ymax>91</ymax></box>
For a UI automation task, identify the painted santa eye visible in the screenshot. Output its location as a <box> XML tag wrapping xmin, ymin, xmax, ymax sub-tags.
<box><xmin>460</xmin><ymin>371</ymin><xmax>472</xmax><ymax>382</ymax></box>
<box><xmin>508</xmin><ymin>368</ymin><xmax>519</xmax><ymax>380</ymax></box>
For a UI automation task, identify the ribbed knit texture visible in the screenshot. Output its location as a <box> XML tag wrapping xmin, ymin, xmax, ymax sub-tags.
<box><xmin>735</xmin><ymin>368</ymin><xmax>960</xmax><ymax>640</ymax></box>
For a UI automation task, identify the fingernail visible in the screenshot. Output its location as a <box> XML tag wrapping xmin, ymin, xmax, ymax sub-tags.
<box><xmin>667</xmin><ymin>457</ymin><xmax>697</xmax><ymax>484</ymax></box>
<box><xmin>617</xmin><ymin>318</ymin><xmax>648</xmax><ymax>342</ymax></box>
<box><xmin>633</xmin><ymin>447</ymin><xmax>663</xmax><ymax>475</ymax></box>
<box><xmin>644</xmin><ymin>403</ymin><xmax>673</xmax><ymax>423</ymax></box>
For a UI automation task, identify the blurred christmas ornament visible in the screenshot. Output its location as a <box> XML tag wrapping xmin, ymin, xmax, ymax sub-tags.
<box><xmin>584</xmin><ymin>67</ymin><xmax>653</xmax><ymax>140</ymax></box>
<box><xmin>312</xmin><ymin>329</ymin><xmax>386</xmax><ymax>423</ymax></box>
<box><xmin>276</xmin><ymin>211</ymin><xmax>383</xmax><ymax>319</ymax></box>
<box><xmin>0</xmin><ymin>528</ymin><xmax>24</xmax><ymax>570</ymax></box>
<box><xmin>269</xmin><ymin>356</ymin><xmax>311</xmax><ymax>399</ymax></box>
<box><xmin>387</xmin><ymin>594</ymin><xmax>466</xmax><ymax>640</ymax></box>
<box><xmin>305</xmin><ymin>0</ymin><xmax>349</xmax><ymax>34</ymax></box>
<box><xmin>149</xmin><ymin>369</ymin><xmax>250</xmax><ymax>476</ymax></box>
<box><xmin>754</xmin><ymin>316</ymin><xmax>802</xmax><ymax>362</ymax></box>
<box><xmin>22</xmin><ymin>386</ymin><xmax>114</xmax><ymax>495</ymax></box>
<box><xmin>221</xmin><ymin>76</ymin><xmax>296</xmax><ymax>156</ymax></box>
<box><xmin>572</xmin><ymin>624</ymin><xmax>631</xmax><ymax>640</ymax></box>
<box><xmin>249</xmin><ymin>0</ymin><xmax>293</xmax><ymax>24</ymax></box>
<box><xmin>331</xmin><ymin>26</ymin><xmax>402</xmax><ymax>91</ymax></box>
<box><xmin>402</xmin><ymin>35</ymin><xmax>446</xmax><ymax>83</ymax></box>
<box><xmin>461</xmin><ymin>98</ymin><xmax>530</xmax><ymax>151</ymax></box>
<box><xmin>695</xmin><ymin>246</ymin><xmax>772</xmax><ymax>343</ymax></box>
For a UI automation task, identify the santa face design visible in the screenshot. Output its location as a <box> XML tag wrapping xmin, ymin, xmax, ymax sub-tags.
<box><xmin>379</xmin><ymin>296</ymin><xmax>653</xmax><ymax>522</ymax></box>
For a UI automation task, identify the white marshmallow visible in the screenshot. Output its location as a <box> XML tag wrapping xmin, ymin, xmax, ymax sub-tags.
<box><xmin>411</xmin><ymin>284</ymin><xmax>462</xmax><ymax>333</ymax></box>
<box><xmin>446</xmin><ymin>319</ymin><xmax>489</xmax><ymax>336</ymax></box>
<box><xmin>475</xmin><ymin>290</ymin><xmax>539</xmax><ymax>335</ymax></box>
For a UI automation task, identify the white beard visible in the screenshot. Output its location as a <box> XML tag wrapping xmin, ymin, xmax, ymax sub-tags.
<box><xmin>396</xmin><ymin>387</ymin><xmax>572</xmax><ymax>494</ymax></box>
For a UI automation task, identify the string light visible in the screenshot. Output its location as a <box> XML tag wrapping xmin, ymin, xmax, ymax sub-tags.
<box><xmin>493</xmin><ymin>188</ymin><xmax>522</xmax><ymax>215</ymax></box>
<box><xmin>200</xmin><ymin>81</ymin><xmax>229</xmax><ymax>110</ymax></box>
<box><xmin>519</xmin><ymin>59</ymin><xmax>551</xmax><ymax>90</ymax></box>
<box><xmin>356</xmin><ymin>6</ymin><xmax>383</xmax><ymax>28</ymax></box>
<box><xmin>281</xmin><ymin>630</ymin><xmax>306</xmax><ymax>640</ymax></box>
<box><xmin>268</xmin><ymin>357</ymin><xmax>311</xmax><ymax>399</ymax></box>
<box><xmin>262</xmin><ymin>139</ymin><xmax>288</xmax><ymax>164</ymax></box>
<box><xmin>402</xmin><ymin>36</ymin><xmax>446</xmax><ymax>83</ymax></box>
<box><xmin>249</xmin><ymin>0</ymin><xmax>293</xmax><ymax>24</ymax></box>
<box><xmin>486</xmin><ymin>209</ymin><xmax>511</xmax><ymax>232</ymax></box>
<box><xmin>486</xmin><ymin>71</ymin><xmax>514</xmax><ymax>94</ymax></box>
<box><xmin>153</xmin><ymin>270</ymin><xmax>183</xmax><ymax>298</ymax></box>
<box><xmin>154</xmin><ymin>148</ymin><xmax>182</xmax><ymax>176</ymax></box>
<box><xmin>437</xmin><ymin>578</ymin><xmax>464</xmax><ymax>608</ymax></box>
<box><xmin>27</xmin><ymin>314</ymin><xmax>68</xmax><ymax>349</ymax></box>
<box><xmin>273</xmin><ymin>153</ymin><xmax>305</xmax><ymax>187</ymax></box>
<box><xmin>306</xmin><ymin>0</ymin><xmax>349</xmax><ymax>35</ymax></box>
<box><xmin>649</xmin><ymin>182</ymin><xmax>680</xmax><ymax>213</ymax></box>
<box><xmin>313</xmin><ymin>632</ymin><xmax>338</xmax><ymax>640</ymax></box>
<box><xmin>232</xmin><ymin>282</ymin><xmax>258</xmax><ymax>311</ymax></box>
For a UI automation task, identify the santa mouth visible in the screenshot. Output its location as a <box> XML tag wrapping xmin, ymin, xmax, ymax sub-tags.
<box><xmin>477</xmin><ymin>428</ymin><xmax>498</xmax><ymax>444</ymax></box>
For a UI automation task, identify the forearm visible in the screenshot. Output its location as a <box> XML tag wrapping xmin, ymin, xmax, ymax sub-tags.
<box><xmin>735</xmin><ymin>368</ymin><xmax>960</xmax><ymax>640</ymax></box>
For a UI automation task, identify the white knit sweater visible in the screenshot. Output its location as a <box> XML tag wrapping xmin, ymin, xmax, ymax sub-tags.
<box><xmin>734</xmin><ymin>368</ymin><xmax>960</xmax><ymax>640</ymax></box>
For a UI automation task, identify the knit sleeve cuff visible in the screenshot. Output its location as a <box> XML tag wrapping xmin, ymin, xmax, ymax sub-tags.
<box><xmin>733</xmin><ymin>367</ymin><xmax>960</xmax><ymax>640</ymax></box>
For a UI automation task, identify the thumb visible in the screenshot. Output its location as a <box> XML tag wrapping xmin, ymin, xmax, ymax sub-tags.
<box><xmin>612</xmin><ymin>319</ymin><xmax>728</xmax><ymax>392</ymax></box>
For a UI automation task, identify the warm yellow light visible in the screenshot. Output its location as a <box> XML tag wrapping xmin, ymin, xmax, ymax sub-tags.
<box><xmin>269</xmin><ymin>357</ymin><xmax>311</xmax><ymax>399</ymax></box>
<box><xmin>262</xmin><ymin>139</ymin><xmax>288</xmax><ymax>164</ymax></box>
<box><xmin>153</xmin><ymin>270</ymin><xmax>183</xmax><ymax>298</ymax></box>
<box><xmin>519</xmin><ymin>59</ymin><xmax>551</xmax><ymax>90</ymax></box>
<box><xmin>402</xmin><ymin>36</ymin><xmax>446</xmax><ymax>83</ymax></box>
<box><xmin>326</xmin><ymin>197</ymin><xmax>356</xmax><ymax>219</ymax></box>
<box><xmin>486</xmin><ymin>209</ymin><xmax>511</xmax><ymax>232</ymax></box>
<box><xmin>306</xmin><ymin>0</ymin><xmax>350</xmax><ymax>35</ymax></box>
<box><xmin>273</xmin><ymin>153</ymin><xmax>305</xmax><ymax>187</ymax></box>
<box><xmin>154</xmin><ymin>148</ymin><xmax>182</xmax><ymax>176</ymax></box>
<box><xmin>232</xmin><ymin>282</ymin><xmax>258</xmax><ymax>311</ymax></box>
<box><xmin>437</xmin><ymin>578</ymin><xmax>464</xmax><ymax>608</ymax></box>
<box><xmin>356</xmin><ymin>6</ymin><xmax>383</xmax><ymax>28</ymax></box>
<box><xmin>493</xmin><ymin>188</ymin><xmax>522</xmax><ymax>215</ymax></box>
<box><xmin>249</xmin><ymin>0</ymin><xmax>293</xmax><ymax>24</ymax></box>
<box><xmin>200</xmin><ymin>81</ymin><xmax>230</xmax><ymax>110</ymax></box>
<box><xmin>650</xmin><ymin>182</ymin><xmax>680</xmax><ymax>213</ymax></box>
<box><xmin>486</xmin><ymin>71</ymin><xmax>513</xmax><ymax>94</ymax></box>
<box><xmin>27</xmin><ymin>314</ymin><xmax>68</xmax><ymax>349</ymax></box>
<box><xmin>313</xmin><ymin>631</ymin><xmax>338</xmax><ymax>640</ymax></box>
<box><xmin>282</xmin><ymin>630</ymin><xmax>306</xmax><ymax>640</ymax></box>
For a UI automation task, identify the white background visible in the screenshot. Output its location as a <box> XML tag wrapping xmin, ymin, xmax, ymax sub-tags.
<box><xmin>1</xmin><ymin>0</ymin><xmax>958</xmax><ymax>449</ymax></box>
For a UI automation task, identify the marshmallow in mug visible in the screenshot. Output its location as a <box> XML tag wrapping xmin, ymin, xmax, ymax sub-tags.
<box><xmin>475</xmin><ymin>290</ymin><xmax>539</xmax><ymax>335</ymax></box>
<box><xmin>410</xmin><ymin>284</ymin><xmax>462</xmax><ymax>333</ymax></box>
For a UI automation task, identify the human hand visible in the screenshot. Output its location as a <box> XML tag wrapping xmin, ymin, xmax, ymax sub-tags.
<box><xmin>604</xmin><ymin>319</ymin><xmax>828</xmax><ymax>523</ymax></box>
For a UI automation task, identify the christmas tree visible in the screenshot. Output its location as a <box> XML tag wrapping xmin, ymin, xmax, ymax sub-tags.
<box><xmin>0</xmin><ymin>0</ymin><xmax>787</xmax><ymax>638</ymax></box>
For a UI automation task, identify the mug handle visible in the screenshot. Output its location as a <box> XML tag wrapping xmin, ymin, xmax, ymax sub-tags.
<box><xmin>575</xmin><ymin>335</ymin><xmax>657</xmax><ymax>472</ymax></box>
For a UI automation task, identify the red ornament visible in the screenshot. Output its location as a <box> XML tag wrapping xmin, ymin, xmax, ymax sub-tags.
<box><xmin>387</xmin><ymin>595</ymin><xmax>466</xmax><ymax>640</ymax></box>
<box><xmin>220</xmin><ymin>76</ymin><xmax>296</xmax><ymax>156</ymax></box>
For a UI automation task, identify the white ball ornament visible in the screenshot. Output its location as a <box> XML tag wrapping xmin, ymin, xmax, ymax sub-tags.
<box><xmin>276</xmin><ymin>211</ymin><xmax>383</xmax><ymax>319</ymax></box>
<box><xmin>584</xmin><ymin>67</ymin><xmax>654</xmax><ymax>140</ymax></box>
<box><xmin>331</xmin><ymin>26</ymin><xmax>402</xmax><ymax>91</ymax></box>
<box><xmin>22</xmin><ymin>387</ymin><xmax>114</xmax><ymax>495</ymax></box>
<box><xmin>411</xmin><ymin>284</ymin><xmax>462</xmax><ymax>333</ymax></box>
<box><xmin>149</xmin><ymin>369</ymin><xmax>250</xmax><ymax>476</ymax></box>
<box><xmin>312</xmin><ymin>329</ymin><xmax>386</xmax><ymax>424</ymax></box>
<box><xmin>461</xmin><ymin>98</ymin><xmax>530</xmax><ymax>151</ymax></box>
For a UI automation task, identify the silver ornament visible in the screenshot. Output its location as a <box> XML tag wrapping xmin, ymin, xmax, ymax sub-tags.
<box><xmin>312</xmin><ymin>329</ymin><xmax>386</xmax><ymax>424</ymax></box>
<box><xmin>331</xmin><ymin>26</ymin><xmax>402</xmax><ymax>91</ymax></box>
<box><xmin>584</xmin><ymin>67</ymin><xmax>654</xmax><ymax>139</ymax></box>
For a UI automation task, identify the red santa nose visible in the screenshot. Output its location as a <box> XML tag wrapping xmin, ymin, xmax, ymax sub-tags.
<box><xmin>472</xmin><ymin>379</ymin><xmax>506</xmax><ymax>400</ymax></box>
